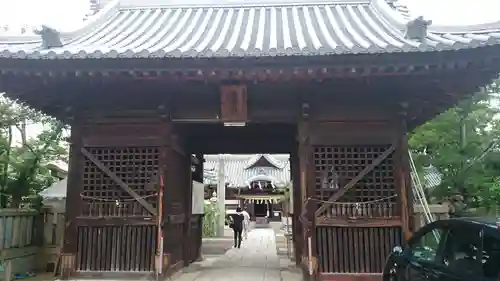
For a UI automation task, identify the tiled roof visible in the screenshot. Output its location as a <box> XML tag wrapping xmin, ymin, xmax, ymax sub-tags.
<box><xmin>1</xmin><ymin>0</ymin><xmax>500</xmax><ymax>59</ymax></box>
<box><xmin>244</xmin><ymin>154</ymin><xmax>285</xmax><ymax>169</ymax></box>
<box><xmin>422</xmin><ymin>165</ymin><xmax>442</xmax><ymax>188</ymax></box>
<box><xmin>39</xmin><ymin>178</ymin><xmax>68</xmax><ymax>199</ymax></box>
<box><xmin>204</xmin><ymin>154</ymin><xmax>290</xmax><ymax>187</ymax></box>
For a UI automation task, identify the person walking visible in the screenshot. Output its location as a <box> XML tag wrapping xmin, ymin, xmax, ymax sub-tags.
<box><xmin>230</xmin><ymin>207</ymin><xmax>245</xmax><ymax>248</ymax></box>
<box><xmin>241</xmin><ymin>207</ymin><xmax>251</xmax><ymax>239</ymax></box>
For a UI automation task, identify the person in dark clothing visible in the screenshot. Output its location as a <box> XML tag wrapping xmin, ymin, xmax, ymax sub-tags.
<box><xmin>230</xmin><ymin>207</ymin><xmax>245</xmax><ymax>248</ymax></box>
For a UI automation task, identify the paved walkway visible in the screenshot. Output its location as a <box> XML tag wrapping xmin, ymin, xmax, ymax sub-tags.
<box><xmin>171</xmin><ymin>229</ymin><xmax>289</xmax><ymax>281</ymax></box>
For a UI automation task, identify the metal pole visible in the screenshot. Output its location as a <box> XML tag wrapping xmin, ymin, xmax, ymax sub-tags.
<box><xmin>217</xmin><ymin>155</ymin><xmax>226</xmax><ymax>237</ymax></box>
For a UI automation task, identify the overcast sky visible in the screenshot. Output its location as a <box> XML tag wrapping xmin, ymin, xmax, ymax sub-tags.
<box><xmin>0</xmin><ymin>0</ymin><xmax>499</xmax><ymax>30</ymax></box>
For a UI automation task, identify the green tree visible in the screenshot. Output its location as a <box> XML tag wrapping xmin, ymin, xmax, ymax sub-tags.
<box><xmin>0</xmin><ymin>96</ymin><xmax>68</xmax><ymax>208</ymax></box>
<box><xmin>409</xmin><ymin>80</ymin><xmax>500</xmax><ymax>210</ymax></box>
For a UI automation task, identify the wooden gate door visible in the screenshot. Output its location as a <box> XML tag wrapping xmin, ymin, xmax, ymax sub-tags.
<box><xmin>312</xmin><ymin>141</ymin><xmax>408</xmax><ymax>280</ymax></box>
<box><xmin>71</xmin><ymin>119</ymin><xmax>165</xmax><ymax>273</ymax></box>
<box><xmin>76</xmin><ymin>146</ymin><xmax>159</xmax><ymax>272</ymax></box>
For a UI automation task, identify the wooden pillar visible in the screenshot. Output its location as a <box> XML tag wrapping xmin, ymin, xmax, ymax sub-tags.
<box><xmin>291</xmin><ymin>151</ymin><xmax>301</xmax><ymax>264</ymax></box>
<box><xmin>183</xmin><ymin>145</ymin><xmax>193</xmax><ymax>265</ymax></box>
<box><xmin>193</xmin><ymin>153</ymin><xmax>204</xmax><ymax>261</ymax></box>
<box><xmin>297</xmin><ymin>100</ymin><xmax>318</xmax><ymax>280</ymax></box>
<box><xmin>248</xmin><ymin>200</ymin><xmax>255</xmax><ymax>220</ymax></box>
<box><xmin>159</xmin><ymin>113</ymin><xmax>191</xmax><ymax>274</ymax></box>
<box><xmin>162</xmin><ymin>121</ymin><xmax>192</xmax><ymax>273</ymax></box>
<box><xmin>60</xmin><ymin>112</ymin><xmax>83</xmax><ymax>279</ymax></box>
<box><xmin>158</xmin><ymin>115</ymin><xmax>171</xmax><ymax>276</ymax></box>
<box><xmin>398</xmin><ymin>103</ymin><xmax>413</xmax><ymax>241</ymax></box>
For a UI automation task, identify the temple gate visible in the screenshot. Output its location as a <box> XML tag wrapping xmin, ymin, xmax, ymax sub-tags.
<box><xmin>0</xmin><ymin>0</ymin><xmax>500</xmax><ymax>280</ymax></box>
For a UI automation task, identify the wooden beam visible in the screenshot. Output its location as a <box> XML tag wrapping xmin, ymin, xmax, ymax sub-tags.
<box><xmin>80</xmin><ymin>148</ymin><xmax>158</xmax><ymax>216</ymax></box>
<box><xmin>315</xmin><ymin>217</ymin><xmax>402</xmax><ymax>227</ymax></box>
<box><xmin>315</xmin><ymin>142</ymin><xmax>397</xmax><ymax>217</ymax></box>
<box><xmin>75</xmin><ymin>217</ymin><xmax>156</xmax><ymax>226</ymax></box>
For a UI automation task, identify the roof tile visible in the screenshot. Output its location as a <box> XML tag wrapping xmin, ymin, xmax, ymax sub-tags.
<box><xmin>0</xmin><ymin>0</ymin><xmax>499</xmax><ymax>59</ymax></box>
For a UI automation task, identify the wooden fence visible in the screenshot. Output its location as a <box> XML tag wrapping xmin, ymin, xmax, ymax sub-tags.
<box><xmin>413</xmin><ymin>204</ymin><xmax>450</xmax><ymax>231</ymax></box>
<box><xmin>0</xmin><ymin>209</ymin><xmax>39</xmax><ymax>281</ymax></box>
<box><xmin>0</xmin><ymin>206</ymin><xmax>65</xmax><ymax>281</ymax></box>
<box><xmin>38</xmin><ymin>206</ymin><xmax>65</xmax><ymax>273</ymax></box>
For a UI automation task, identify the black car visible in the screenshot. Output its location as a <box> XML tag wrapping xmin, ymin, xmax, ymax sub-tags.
<box><xmin>383</xmin><ymin>217</ymin><xmax>500</xmax><ymax>281</ymax></box>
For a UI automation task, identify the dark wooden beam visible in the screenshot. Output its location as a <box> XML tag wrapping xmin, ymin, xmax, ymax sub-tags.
<box><xmin>188</xmin><ymin>137</ymin><xmax>295</xmax><ymax>154</ymax></box>
<box><xmin>315</xmin><ymin>217</ymin><xmax>402</xmax><ymax>227</ymax></box>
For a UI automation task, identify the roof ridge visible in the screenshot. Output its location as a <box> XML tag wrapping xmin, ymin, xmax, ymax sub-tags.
<box><xmin>118</xmin><ymin>0</ymin><xmax>371</xmax><ymax>9</ymax></box>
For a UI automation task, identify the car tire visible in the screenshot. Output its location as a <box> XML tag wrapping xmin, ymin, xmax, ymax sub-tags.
<box><xmin>382</xmin><ymin>254</ymin><xmax>399</xmax><ymax>281</ymax></box>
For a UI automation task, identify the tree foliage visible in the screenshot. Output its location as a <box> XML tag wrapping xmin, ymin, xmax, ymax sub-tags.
<box><xmin>409</xmin><ymin>80</ymin><xmax>500</xmax><ymax>212</ymax></box>
<box><xmin>0</xmin><ymin>95</ymin><xmax>69</xmax><ymax>208</ymax></box>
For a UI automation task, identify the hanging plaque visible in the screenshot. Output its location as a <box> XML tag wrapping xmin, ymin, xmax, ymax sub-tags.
<box><xmin>220</xmin><ymin>85</ymin><xmax>247</xmax><ymax>123</ymax></box>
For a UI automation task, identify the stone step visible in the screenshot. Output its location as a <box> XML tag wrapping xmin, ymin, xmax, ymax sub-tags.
<box><xmin>201</xmin><ymin>238</ymin><xmax>234</xmax><ymax>255</ymax></box>
<box><xmin>275</xmin><ymin>233</ymin><xmax>293</xmax><ymax>259</ymax></box>
<box><xmin>275</xmin><ymin>238</ymin><xmax>288</xmax><ymax>246</ymax></box>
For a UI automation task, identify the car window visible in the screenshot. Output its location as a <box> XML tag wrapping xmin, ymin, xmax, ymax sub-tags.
<box><xmin>482</xmin><ymin>233</ymin><xmax>500</xmax><ymax>280</ymax></box>
<box><xmin>441</xmin><ymin>226</ymin><xmax>482</xmax><ymax>276</ymax></box>
<box><xmin>409</xmin><ymin>226</ymin><xmax>445</xmax><ymax>262</ymax></box>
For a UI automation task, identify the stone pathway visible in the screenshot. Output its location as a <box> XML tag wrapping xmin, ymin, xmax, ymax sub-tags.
<box><xmin>170</xmin><ymin>229</ymin><xmax>300</xmax><ymax>281</ymax></box>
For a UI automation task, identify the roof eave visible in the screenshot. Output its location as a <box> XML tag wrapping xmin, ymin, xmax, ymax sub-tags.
<box><xmin>0</xmin><ymin>0</ymin><xmax>120</xmax><ymax>45</ymax></box>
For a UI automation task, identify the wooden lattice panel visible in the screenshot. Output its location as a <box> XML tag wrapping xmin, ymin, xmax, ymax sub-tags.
<box><xmin>76</xmin><ymin>225</ymin><xmax>156</xmax><ymax>272</ymax></box>
<box><xmin>81</xmin><ymin>147</ymin><xmax>159</xmax><ymax>217</ymax></box>
<box><xmin>313</xmin><ymin>145</ymin><xmax>397</xmax><ymax>218</ymax></box>
<box><xmin>316</xmin><ymin>226</ymin><xmax>402</xmax><ymax>273</ymax></box>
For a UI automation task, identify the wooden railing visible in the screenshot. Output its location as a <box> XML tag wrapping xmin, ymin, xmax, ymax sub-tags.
<box><xmin>316</xmin><ymin>200</ymin><xmax>400</xmax><ymax>227</ymax></box>
<box><xmin>316</xmin><ymin>202</ymin><xmax>450</xmax><ymax>228</ymax></box>
<box><xmin>324</xmin><ymin>202</ymin><xmax>399</xmax><ymax>218</ymax></box>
